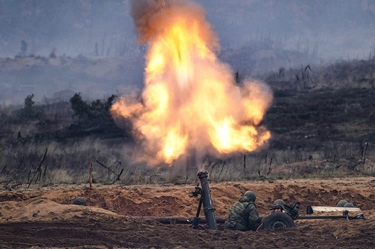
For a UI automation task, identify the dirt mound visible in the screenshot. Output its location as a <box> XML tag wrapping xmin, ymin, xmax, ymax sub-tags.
<box><xmin>0</xmin><ymin>177</ymin><xmax>374</xmax><ymax>248</ymax></box>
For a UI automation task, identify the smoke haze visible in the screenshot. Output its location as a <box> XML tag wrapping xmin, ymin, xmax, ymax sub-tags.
<box><xmin>0</xmin><ymin>0</ymin><xmax>374</xmax><ymax>105</ymax></box>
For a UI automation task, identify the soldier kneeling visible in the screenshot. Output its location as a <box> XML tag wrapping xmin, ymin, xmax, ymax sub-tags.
<box><xmin>224</xmin><ymin>191</ymin><xmax>261</xmax><ymax>231</ymax></box>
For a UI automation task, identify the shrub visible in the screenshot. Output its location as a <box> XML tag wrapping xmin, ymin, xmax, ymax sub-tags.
<box><xmin>69</xmin><ymin>93</ymin><xmax>123</xmax><ymax>137</ymax></box>
<box><xmin>17</xmin><ymin>94</ymin><xmax>43</xmax><ymax>119</ymax></box>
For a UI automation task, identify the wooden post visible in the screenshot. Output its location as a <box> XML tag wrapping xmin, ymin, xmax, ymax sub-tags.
<box><xmin>362</xmin><ymin>142</ymin><xmax>368</xmax><ymax>165</ymax></box>
<box><xmin>243</xmin><ymin>155</ymin><xmax>246</xmax><ymax>176</ymax></box>
<box><xmin>89</xmin><ymin>161</ymin><xmax>93</xmax><ymax>190</ymax></box>
<box><xmin>185</xmin><ymin>155</ymin><xmax>189</xmax><ymax>183</ymax></box>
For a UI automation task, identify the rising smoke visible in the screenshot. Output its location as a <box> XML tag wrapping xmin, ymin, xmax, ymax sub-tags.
<box><xmin>130</xmin><ymin>0</ymin><xmax>218</xmax><ymax>47</ymax></box>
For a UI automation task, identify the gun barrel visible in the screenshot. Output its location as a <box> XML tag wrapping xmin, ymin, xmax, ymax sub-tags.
<box><xmin>198</xmin><ymin>171</ymin><xmax>217</xmax><ymax>230</ymax></box>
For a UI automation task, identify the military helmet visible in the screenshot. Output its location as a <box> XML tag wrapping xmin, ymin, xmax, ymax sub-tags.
<box><xmin>336</xmin><ymin>200</ymin><xmax>348</xmax><ymax>207</ymax></box>
<box><xmin>344</xmin><ymin>202</ymin><xmax>354</xmax><ymax>207</ymax></box>
<box><xmin>273</xmin><ymin>199</ymin><xmax>286</xmax><ymax>207</ymax></box>
<box><xmin>243</xmin><ymin>191</ymin><xmax>256</xmax><ymax>201</ymax></box>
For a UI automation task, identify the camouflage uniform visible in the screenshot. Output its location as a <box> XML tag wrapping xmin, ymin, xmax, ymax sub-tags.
<box><xmin>225</xmin><ymin>191</ymin><xmax>259</xmax><ymax>231</ymax></box>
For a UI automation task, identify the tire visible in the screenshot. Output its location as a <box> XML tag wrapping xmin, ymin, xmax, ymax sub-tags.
<box><xmin>257</xmin><ymin>213</ymin><xmax>295</xmax><ymax>231</ymax></box>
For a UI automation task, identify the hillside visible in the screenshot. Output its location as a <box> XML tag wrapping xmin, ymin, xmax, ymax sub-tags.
<box><xmin>0</xmin><ymin>55</ymin><xmax>144</xmax><ymax>105</ymax></box>
<box><xmin>0</xmin><ymin>56</ymin><xmax>374</xmax><ymax>186</ymax></box>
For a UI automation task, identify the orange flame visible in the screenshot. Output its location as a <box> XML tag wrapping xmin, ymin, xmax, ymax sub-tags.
<box><xmin>111</xmin><ymin>0</ymin><xmax>273</xmax><ymax>165</ymax></box>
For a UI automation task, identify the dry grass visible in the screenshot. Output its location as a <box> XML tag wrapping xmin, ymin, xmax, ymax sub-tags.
<box><xmin>1</xmin><ymin>58</ymin><xmax>375</xmax><ymax>187</ymax></box>
<box><xmin>0</xmin><ymin>137</ymin><xmax>374</xmax><ymax>187</ymax></box>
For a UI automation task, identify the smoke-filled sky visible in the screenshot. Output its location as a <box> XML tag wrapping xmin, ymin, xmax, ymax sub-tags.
<box><xmin>1</xmin><ymin>0</ymin><xmax>375</xmax><ymax>105</ymax></box>
<box><xmin>201</xmin><ymin>0</ymin><xmax>375</xmax><ymax>60</ymax></box>
<box><xmin>1</xmin><ymin>0</ymin><xmax>374</xmax><ymax>60</ymax></box>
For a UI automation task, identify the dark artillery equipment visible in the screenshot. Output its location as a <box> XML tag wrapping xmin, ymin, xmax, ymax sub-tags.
<box><xmin>190</xmin><ymin>171</ymin><xmax>217</xmax><ymax>230</ymax></box>
<box><xmin>256</xmin><ymin>200</ymin><xmax>368</xmax><ymax>230</ymax></box>
<box><xmin>129</xmin><ymin>172</ymin><xmax>368</xmax><ymax>230</ymax></box>
<box><xmin>269</xmin><ymin>201</ymin><xmax>367</xmax><ymax>221</ymax></box>
<box><xmin>187</xmin><ymin>171</ymin><xmax>367</xmax><ymax>231</ymax></box>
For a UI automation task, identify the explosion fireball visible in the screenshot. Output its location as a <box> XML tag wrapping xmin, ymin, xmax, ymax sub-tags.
<box><xmin>111</xmin><ymin>0</ymin><xmax>273</xmax><ymax>166</ymax></box>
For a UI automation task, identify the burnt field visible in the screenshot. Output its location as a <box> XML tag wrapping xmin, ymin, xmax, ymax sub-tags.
<box><xmin>1</xmin><ymin>85</ymin><xmax>375</xmax><ymax>248</ymax></box>
<box><xmin>1</xmin><ymin>61</ymin><xmax>375</xmax><ymax>185</ymax></box>
<box><xmin>0</xmin><ymin>56</ymin><xmax>375</xmax><ymax>249</ymax></box>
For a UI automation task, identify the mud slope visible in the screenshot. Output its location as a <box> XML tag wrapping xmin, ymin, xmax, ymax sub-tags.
<box><xmin>0</xmin><ymin>177</ymin><xmax>374</xmax><ymax>248</ymax></box>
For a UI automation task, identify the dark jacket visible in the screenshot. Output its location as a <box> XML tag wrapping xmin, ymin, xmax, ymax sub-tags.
<box><xmin>225</xmin><ymin>194</ymin><xmax>259</xmax><ymax>231</ymax></box>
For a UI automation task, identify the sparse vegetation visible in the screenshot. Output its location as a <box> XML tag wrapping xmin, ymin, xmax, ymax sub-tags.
<box><xmin>0</xmin><ymin>56</ymin><xmax>375</xmax><ymax>189</ymax></box>
<box><xmin>69</xmin><ymin>93</ymin><xmax>124</xmax><ymax>138</ymax></box>
<box><xmin>17</xmin><ymin>94</ymin><xmax>43</xmax><ymax>119</ymax></box>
